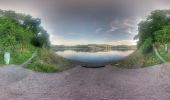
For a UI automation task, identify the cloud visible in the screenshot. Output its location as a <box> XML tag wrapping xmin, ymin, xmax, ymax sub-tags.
<box><xmin>108</xmin><ymin>40</ymin><xmax>137</xmax><ymax>46</ymax></box>
<box><xmin>104</xmin><ymin>17</ymin><xmax>139</xmax><ymax>41</ymax></box>
<box><xmin>50</xmin><ymin>34</ymin><xmax>137</xmax><ymax>46</ymax></box>
<box><xmin>123</xmin><ymin>18</ymin><xmax>136</xmax><ymax>28</ymax></box>
<box><xmin>95</xmin><ymin>28</ymin><xmax>103</xmax><ymax>33</ymax></box>
<box><xmin>110</xmin><ymin>26</ymin><xmax>118</xmax><ymax>32</ymax></box>
<box><xmin>50</xmin><ymin>34</ymin><xmax>91</xmax><ymax>46</ymax></box>
<box><xmin>109</xmin><ymin>21</ymin><xmax>119</xmax><ymax>32</ymax></box>
<box><xmin>1</xmin><ymin>0</ymin><xmax>170</xmax><ymax>45</ymax></box>
<box><xmin>123</xmin><ymin>18</ymin><xmax>139</xmax><ymax>35</ymax></box>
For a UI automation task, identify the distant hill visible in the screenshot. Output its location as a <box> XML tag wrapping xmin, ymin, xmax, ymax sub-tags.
<box><xmin>51</xmin><ymin>44</ymin><xmax>136</xmax><ymax>51</ymax></box>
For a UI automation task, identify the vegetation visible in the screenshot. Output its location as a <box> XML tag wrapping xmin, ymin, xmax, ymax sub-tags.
<box><xmin>158</xmin><ymin>44</ymin><xmax>170</xmax><ymax>61</ymax></box>
<box><xmin>2</xmin><ymin>9</ymin><xmax>170</xmax><ymax>71</ymax></box>
<box><xmin>0</xmin><ymin>10</ymin><xmax>75</xmax><ymax>72</ymax></box>
<box><xmin>27</xmin><ymin>48</ymin><xmax>76</xmax><ymax>73</ymax></box>
<box><xmin>135</xmin><ymin>10</ymin><xmax>170</xmax><ymax>54</ymax></box>
<box><xmin>136</xmin><ymin>10</ymin><xmax>170</xmax><ymax>61</ymax></box>
<box><xmin>0</xmin><ymin>14</ymin><xmax>37</xmax><ymax>64</ymax></box>
<box><xmin>112</xmin><ymin>49</ymin><xmax>161</xmax><ymax>68</ymax></box>
<box><xmin>113</xmin><ymin>10</ymin><xmax>170</xmax><ymax>68</ymax></box>
<box><xmin>0</xmin><ymin>10</ymin><xmax>50</xmax><ymax>48</ymax></box>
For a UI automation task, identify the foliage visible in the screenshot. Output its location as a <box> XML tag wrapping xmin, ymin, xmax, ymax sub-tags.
<box><xmin>0</xmin><ymin>9</ymin><xmax>76</xmax><ymax>72</ymax></box>
<box><xmin>0</xmin><ymin>9</ymin><xmax>50</xmax><ymax>65</ymax></box>
<box><xmin>113</xmin><ymin>10</ymin><xmax>170</xmax><ymax>68</ymax></box>
<box><xmin>10</xmin><ymin>47</ymin><xmax>35</xmax><ymax>64</ymax></box>
<box><xmin>143</xmin><ymin>52</ymin><xmax>162</xmax><ymax>67</ymax></box>
<box><xmin>158</xmin><ymin>45</ymin><xmax>170</xmax><ymax>61</ymax></box>
<box><xmin>0</xmin><ymin>45</ymin><xmax>35</xmax><ymax>64</ymax></box>
<box><xmin>0</xmin><ymin>9</ymin><xmax>50</xmax><ymax>48</ymax></box>
<box><xmin>0</xmin><ymin>16</ymin><xmax>34</xmax><ymax>51</ymax></box>
<box><xmin>140</xmin><ymin>37</ymin><xmax>153</xmax><ymax>54</ymax></box>
<box><xmin>136</xmin><ymin>10</ymin><xmax>170</xmax><ymax>54</ymax></box>
<box><xmin>154</xmin><ymin>23</ymin><xmax>170</xmax><ymax>44</ymax></box>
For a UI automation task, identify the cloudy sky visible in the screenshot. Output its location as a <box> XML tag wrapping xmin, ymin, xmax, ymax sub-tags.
<box><xmin>0</xmin><ymin>0</ymin><xmax>170</xmax><ymax>45</ymax></box>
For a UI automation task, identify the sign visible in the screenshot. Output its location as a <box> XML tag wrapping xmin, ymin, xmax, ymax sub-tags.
<box><xmin>4</xmin><ymin>52</ymin><xmax>10</xmax><ymax>64</ymax></box>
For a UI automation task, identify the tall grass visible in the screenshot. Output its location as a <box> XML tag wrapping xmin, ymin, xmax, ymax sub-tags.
<box><xmin>0</xmin><ymin>44</ymin><xmax>36</xmax><ymax>65</ymax></box>
<box><xmin>26</xmin><ymin>47</ymin><xmax>76</xmax><ymax>73</ymax></box>
<box><xmin>112</xmin><ymin>49</ymin><xmax>162</xmax><ymax>68</ymax></box>
<box><xmin>158</xmin><ymin>45</ymin><xmax>170</xmax><ymax>61</ymax></box>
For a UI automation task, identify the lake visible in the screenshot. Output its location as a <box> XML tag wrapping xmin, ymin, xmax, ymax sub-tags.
<box><xmin>56</xmin><ymin>49</ymin><xmax>134</xmax><ymax>66</ymax></box>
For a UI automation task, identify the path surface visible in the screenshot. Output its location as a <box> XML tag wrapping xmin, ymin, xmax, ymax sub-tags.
<box><xmin>0</xmin><ymin>63</ymin><xmax>170</xmax><ymax>100</ymax></box>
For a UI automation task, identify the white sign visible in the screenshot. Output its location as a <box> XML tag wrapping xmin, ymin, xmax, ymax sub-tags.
<box><xmin>4</xmin><ymin>52</ymin><xmax>10</xmax><ymax>65</ymax></box>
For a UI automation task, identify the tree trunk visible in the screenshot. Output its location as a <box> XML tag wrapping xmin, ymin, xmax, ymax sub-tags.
<box><xmin>153</xmin><ymin>44</ymin><xmax>166</xmax><ymax>63</ymax></box>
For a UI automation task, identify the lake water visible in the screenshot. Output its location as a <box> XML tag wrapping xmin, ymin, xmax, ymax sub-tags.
<box><xmin>56</xmin><ymin>50</ymin><xmax>134</xmax><ymax>66</ymax></box>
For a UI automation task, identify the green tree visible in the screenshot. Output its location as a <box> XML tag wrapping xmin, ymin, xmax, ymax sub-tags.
<box><xmin>0</xmin><ymin>9</ymin><xmax>50</xmax><ymax>48</ymax></box>
<box><xmin>0</xmin><ymin>16</ymin><xmax>34</xmax><ymax>51</ymax></box>
<box><xmin>154</xmin><ymin>23</ymin><xmax>170</xmax><ymax>52</ymax></box>
<box><xmin>136</xmin><ymin>10</ymin><xmax>170</xmax><ymax>54</ymax></box>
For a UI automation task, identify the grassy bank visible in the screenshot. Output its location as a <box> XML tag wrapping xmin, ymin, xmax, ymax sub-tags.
<box><xmin>158</xmin><ymin>46</ymin><xmax>170</xmax><ymax>61</ymax></box>
<box><xmin>112</xmin><ymin>49</ymin><xmax>162</xmax><ymax>69</ymax></box>
<box><xmin>0</xmin><ymin>46</ymin><xmax>76</xmax><ymax>73</ymax></box>
<box><xmin>0</xmin><ymin>10</ymin><xmax>77</xmax><ymax>73</ymax></box>
<box><xmin>0</xmin><ymin>45</ymin><xmax>36</xmax><ymax>65</ymax></box>
<box><xmin>26</xmin><ymin>48</ymin><xmax>76</xmax><ymax>73</ymax></box>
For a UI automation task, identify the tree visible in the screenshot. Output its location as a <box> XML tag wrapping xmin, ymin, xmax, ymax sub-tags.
<box><xmin>154</xmin><ymin>23</ymin><xmax>170</xmax><ymax>52</ymax></box>
<box><xmin>0</xmin><ymin>16</ymin><xmax>34</xmax><ymax>51</ymax></box>
<box><xmin>0</xmin><ymin>9</ymin><xmax>50</xmax><ymax>48</ymax></box>
<box><xmin>136</xmin><ymin>10</ymin><xmax>170</xmax><ymax>54</ymax></box>
<box><xmin>31</xmin><ymin>26</ymin><xmax>50</xmax><ymax>48</ymax></box>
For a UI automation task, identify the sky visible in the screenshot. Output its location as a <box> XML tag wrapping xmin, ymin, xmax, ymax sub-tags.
<box><xmin>0</xmin><ymin>0</ymin><xmax>170</xmax><ymax>46</ymax></box>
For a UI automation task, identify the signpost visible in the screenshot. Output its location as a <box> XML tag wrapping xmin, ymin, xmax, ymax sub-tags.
<box><xmin>4</xmin><ymin>52</ymin><xmax>10</xmax><ymax>64</ymax></box>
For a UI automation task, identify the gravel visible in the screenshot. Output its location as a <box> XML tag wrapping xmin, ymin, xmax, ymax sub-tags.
<box><xmin>0</xmin><ymin>63</ymin><xmax>170</xmax><ymax>100</ymax></box>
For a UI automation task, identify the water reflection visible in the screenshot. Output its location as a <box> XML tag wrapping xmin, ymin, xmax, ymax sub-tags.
<box><xmin>56</xmin><ymin>50</ymin><xmax>134</xmax><ymax>65</ymax></box>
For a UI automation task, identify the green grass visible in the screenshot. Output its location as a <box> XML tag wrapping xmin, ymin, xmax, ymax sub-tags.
<box><xmin>26</xmin><ymin>47</ymin><xmax>76</xmax><ymax>73</ymax></box>
<box><xmin>27</xmin><ymin>61</ymin><xmax>62</xmax><ymax>73</ymax></box>
<box><xmin>0</xmin><ymin>45</ymin><xmax>36</xmax><ymax>65</ymax></box>
<box><xmin>112</xmin><ymin>49</ymin><xmax>162</xmax><ymax>68</ymax></box>
<box><xmin>0</xmin><ymin>45</ymin><xmax>76</xmax><ymax>73</ymax></box>
<box><xmin>143</xmin><ymin>52</ymin><xmax>162</xmax><ymax>67</ymax></box>
<box><xmin>158</xmin><ymin>46</ymin><xmax>170</xmax><ymax>61</ymax></box>
<box><xmin>10</xmin><ymin>50</ymin><xmax>33</xmax><ymax>64</ymax></box>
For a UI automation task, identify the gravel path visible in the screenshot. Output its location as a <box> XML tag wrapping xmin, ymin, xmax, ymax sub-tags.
<box><xmin>0</xmin><ymin>63</ymin><xmax>170</xmax><ymax>100</ymax></box>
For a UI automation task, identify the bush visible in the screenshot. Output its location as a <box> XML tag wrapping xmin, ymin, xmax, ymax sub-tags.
<box><xmin>141</xmin><ymin>38</ymin><xmax>153</xmax><ymax>54</ymax></box>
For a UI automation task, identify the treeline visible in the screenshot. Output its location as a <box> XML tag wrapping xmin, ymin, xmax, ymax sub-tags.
<box><xmin>52</xmin><ymin>45</ymin><xmax>89</xmax><ymax>48</ymax></box>
<box><xmin>112</xmin><ymin>45</ymin><xmax>136</xmax><ymax>49</ymax></box>
<box><xmin>0</xmin><ymin>10</ymin><xmax>50</xmax><ymax>51</ymax></box>
<box><xmin>52</xmin><ymin>44</ymin><xmax>136</xmax><ymax>50</ymax></box>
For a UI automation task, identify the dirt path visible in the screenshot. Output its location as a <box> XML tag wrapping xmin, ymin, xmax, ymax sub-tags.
<box><xmin>0</xmin><ymin>63</ymin><xmax>170</xmax><ymax>100</ymax></box>
<box><xmin>21</xmin><ymin>50</ymin><xmax>37</xmax><ymax>67</ymax></box>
